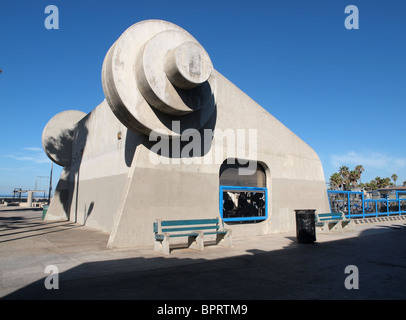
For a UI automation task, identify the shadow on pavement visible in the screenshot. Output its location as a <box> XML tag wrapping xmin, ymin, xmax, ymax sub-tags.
<box><xmin>2</xmin><ymin>224</ymin><xmax>406</xmax><ymax>300</ymax></box>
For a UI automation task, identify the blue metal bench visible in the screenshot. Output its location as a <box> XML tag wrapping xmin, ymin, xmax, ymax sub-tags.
<box><xmin>153</xmin><ymin>218</ymin><xmax>232</xmax><ymax>254</ymax></box>
<box><xmin>315</xmin><ymin>212</ymin><xmax>354</xmax><ymax>232</ymax></box>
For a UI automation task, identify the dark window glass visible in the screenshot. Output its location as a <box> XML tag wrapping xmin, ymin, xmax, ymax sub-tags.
<box><xmin>222</xmin><ymin>189</ymin><xmax>266</xmax><ymax>221</ymax></box>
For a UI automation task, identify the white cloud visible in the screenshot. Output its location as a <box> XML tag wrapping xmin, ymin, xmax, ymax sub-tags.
<box><xmin>329</xmin><ymin>151</ymin><xmax>406</xmax><ymax>182</ymax></box>
<box><xmin>6</xmin><ymin>147</ymin><xmax>49</xmax><ymax>165</ymax></box>
<box><xmin>330</xmin><ymin>151</ymin><xmax>406</xmax><ymax>171</ymax></box>
<box><xmin>23</xmin><ymin>147</ymin><xmax>43</xmax><ymax>152</ymax></box>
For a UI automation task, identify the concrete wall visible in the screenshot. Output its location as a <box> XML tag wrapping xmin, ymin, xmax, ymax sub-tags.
<box><xmin>43</xmin><ymin>20</ymin><xmax>330</xmax><ymax>248</ymax></box>
<box><xmin>49</xmin><ymin>71</ymin><xmax>328</xmax><ymax>248</ymax></box>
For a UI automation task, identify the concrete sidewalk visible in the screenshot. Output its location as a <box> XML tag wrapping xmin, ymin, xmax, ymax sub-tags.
<box><xmin>1</xmin><ymin>205</ymin><xmax>406</xmax><ymax>300</ymax></box>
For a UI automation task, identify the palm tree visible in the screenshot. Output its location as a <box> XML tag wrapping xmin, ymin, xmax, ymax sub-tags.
<box><xmin>391</xmin><ymin>174</ymin><xmax>398</xmax><ymax>186</ymax></box>
<box><xmin>339</xmin><ymin>166</ymin><xmax>350</xmax><ymax>190</ymax></box>
<box><xmin>339</xmin><ymin>166</ymin><xmax>349</xmax><ymax>178</ymax></box>
<box><xmin>329</xmin><ymin>173</ymin><xmax>343</xmax><ymax>190</ymax></box>
<box><xmin>349</xmin><ymin>170</ymin><xmax>359</xmax><ymax>188</ymax></box>
<box><xmin>355</xmin><ymin>165</ymin><xmax>364</xmax><ymax>184</ymax></box>
<box><xmin>374</xmin><ymin>176</ymin><xmax>391</xmax><ymax>189</ymax></box>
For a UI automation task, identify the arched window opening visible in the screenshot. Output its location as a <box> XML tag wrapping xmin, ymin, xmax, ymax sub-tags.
<box><xmin>219</xmin><ymin>160</ymin><xmax>267</xmax><ymax>224</ymax></box>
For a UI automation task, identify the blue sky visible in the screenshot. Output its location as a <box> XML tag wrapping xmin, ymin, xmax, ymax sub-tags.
<box><xmin>0</xmin><ymin>0</ymin><xmax>405</xmax><ymax>194</ymax></box>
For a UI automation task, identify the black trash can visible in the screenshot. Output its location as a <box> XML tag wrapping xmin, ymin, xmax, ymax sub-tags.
<box><xmin>295</xmin><ymin>209</ymin><xmax>316</xmax><ymax>243</ymax></box>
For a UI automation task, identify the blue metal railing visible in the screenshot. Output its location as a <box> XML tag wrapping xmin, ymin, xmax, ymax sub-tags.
<box><xmin>327</xmin><ymin>190</ymin><xmax>406</xmax><ymax>219</ymax></box>
<box><xmin>362</xmin><ymin>198</ymin><xmax>406</xmax><ymax>218</ymax></box>
<box><xmin>327</xmin><ymin>190</ymin><xmax>364</xmax><ymax>218</ymax></box>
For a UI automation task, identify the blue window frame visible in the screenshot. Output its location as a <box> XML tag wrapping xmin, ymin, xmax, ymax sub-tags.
<box><xmin>220</xmin><ymin>186</ymin><xmax>268</xmax><ymax>223</ymax></box>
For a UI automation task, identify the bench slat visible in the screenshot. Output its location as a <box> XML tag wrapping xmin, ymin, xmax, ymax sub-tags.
<box><xmin>161</xmin><ymin>225</ymin><xmax>219</xmax><ymax>233</ymax></box>
<box><xmin>168</xmin><ymin>230</ymin><xmax>226</xmax><ymax>238</ymax></box>
<box><xmin>155</xmin><ymin>230</ymin><xmax>227</xmax><ymax>240</ymax></box>
<box><xmin>161</xmin><ymin>219</ymin><xmax>219</xmax><ymax>227</ymax></box>
<box><xmin>318</xmin><ymin>213</ymin><xmax>342</xmax><ymax>217</ymax></box>
<box><xmin>317</xmin><ymin>212</ymin><xmax>344</xmax><ymax>222</ymax></box>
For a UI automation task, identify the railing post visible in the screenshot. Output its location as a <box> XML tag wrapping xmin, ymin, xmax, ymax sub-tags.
<box><xmin>387</xmin><ymin>199</ymin><xmax>389</xmax><ymax>217</ymax></box>
<box><xmin>375</xmin><ymin>201</ymin><xmax>378</xmax><ymax>218</ymax></box>
<box><xmin>399</xmin><ymin>199</ymin><xmax>401</xmax><ymax>216</ymax></box>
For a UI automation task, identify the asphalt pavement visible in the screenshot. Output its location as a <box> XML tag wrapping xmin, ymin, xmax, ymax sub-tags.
<box><xmin>1</xmin><ymin>205</ymin><xmax>406</xmax><ymax>301</ymax></box>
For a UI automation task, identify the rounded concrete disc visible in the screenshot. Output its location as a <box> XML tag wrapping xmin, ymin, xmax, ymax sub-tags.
<box><xmin>101</xmin><ymin>19</ymin><xmax>216</xmax><ymax>138</ymax></box>
<box><xmin>42</xmin><ymin>110</ymin><xmax>87</xmax><ymax>166</ymax></box>
<box><xmin>167</xmin><ymin>41</ymin><xmax>213</xmax><ymax>89</ymax></box>
<box><xmin>136</xmin><ymin>30</ymin><xmax>213</xmax><ymax>115</ymax></box>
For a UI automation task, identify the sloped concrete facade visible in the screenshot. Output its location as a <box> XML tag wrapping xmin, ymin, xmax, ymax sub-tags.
<box><xmin>42</xmin><ymin>20</ymin><xmax>329</xmax><ymax>248</ymax></box>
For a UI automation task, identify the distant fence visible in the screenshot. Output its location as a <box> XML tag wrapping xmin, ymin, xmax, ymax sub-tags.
<box><xmin>327</xmin><ymin>190</ymin><xmax>406</xmax><ymax>219</ymax></box>
<box><xmin>1</xmin><ymin>196</ymin><xmax>49</xmax><ymax>204</ymax></box>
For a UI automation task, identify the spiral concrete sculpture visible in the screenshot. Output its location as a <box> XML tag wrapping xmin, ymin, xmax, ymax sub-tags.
<box><xmin>42</xmin><ymin>110</ymin><xmax>87</xmax><ymax>166</ymax></box>
<box><xmin>42</xmin><ymin>19</ymin><xmax>330</xmax><ymax>249</ymax></box>
<box><xmin>102</xmin><ymin>20</ymin><xmax>216</xmax><ymax>138</ymax></box>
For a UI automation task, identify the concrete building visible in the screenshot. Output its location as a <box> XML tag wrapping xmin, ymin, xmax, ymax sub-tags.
<box><xmin>42</xmin><ymin>19</ymin><xmax>330</xmax><ymax>248</ymax></box>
